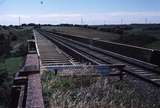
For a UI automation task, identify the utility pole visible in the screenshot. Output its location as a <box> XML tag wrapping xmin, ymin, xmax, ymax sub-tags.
<box><xmin>81</xmin><ymin>17</ymin><xmax>84</xmax><ymax>25</ymax></box>
<box><xmin>145</xmin><ymin>18</ymin><xmax>148</xmax><ymax>24</ymax></box>
<box><xmin>19</xmin><ymin>16</ymin><xmax>21</xmax><ymax>26</ymax></box>
<box><xmin>121</xmin><ymin>18</ymin><xmax>123</xmax><ymax>25</ymax></box>
<box><xmin>104</xmin><ymin>20</ymin><xmax>106</xmax><ymax>25</ymax></box>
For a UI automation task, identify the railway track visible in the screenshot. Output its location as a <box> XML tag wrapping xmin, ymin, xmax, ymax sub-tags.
<box><xmin>37</xmin><ymin>29</ymin><xmax>160</xmax><ymax>87</ymax></box>
<box><xmin>34</xmin><ymin>30</ymin><xmax>79</xmax><ymax>66</ymax></box>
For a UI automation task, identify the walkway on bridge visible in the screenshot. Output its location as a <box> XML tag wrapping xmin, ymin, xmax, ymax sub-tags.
<box><xmin>33</xmin><ymin>30</ymin><xmax>77</xmax><ymax>66</ymax></box>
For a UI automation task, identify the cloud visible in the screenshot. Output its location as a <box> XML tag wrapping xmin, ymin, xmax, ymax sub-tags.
<box><xmin>105</xmin><ymin>12</ymin><xmax>160</xmax><ymax>17</ymax></box>
<box><xmin>0</xmin><ymin>12</ymin><xmax>160</xmax><ymax>25</ymax></box>
<box><xmin>38</xmin><ymin>13</ymin><xmax>82</xmax><ymax>18</ymax></box>
<box><xmin>6</xmin><ymin>14</ymin><xmax>31</xmax><ymax>18</ymax></box>
<box><xmin>3</xmin><ymin>13</ymin><xmax>81</xmax><ymax>19</ymax></box>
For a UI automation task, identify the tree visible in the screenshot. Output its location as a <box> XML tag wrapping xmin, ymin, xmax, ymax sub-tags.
<box><xmin>0</xmin><ymin>34</ymin><xmax>5</xmax><ymax>40</ymax></box>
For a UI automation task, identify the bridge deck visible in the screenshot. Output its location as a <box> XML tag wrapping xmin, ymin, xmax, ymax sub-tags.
<box><xmin>26</xmin><ymin>73</ymin><xmax>44</xmax><ymax>108</ymax></box>
<box><xmin>10</xmin><ymin>53</ymin><xmax>44</xmax><ymax>108</ymax></box>
<box><xmin>34</xmin><ymin>30</ymin><xmax>75</xmax><ymax>66</ymax></box>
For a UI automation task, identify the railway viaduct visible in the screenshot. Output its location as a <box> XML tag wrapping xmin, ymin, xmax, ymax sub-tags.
<box><xmin>10</xmin><ymin>29</ymin><xmax>160</xmax><ymax>108</ymax></box>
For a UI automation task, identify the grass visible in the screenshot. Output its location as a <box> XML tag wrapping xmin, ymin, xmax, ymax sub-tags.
<box><xmin>117</xmin><ymin>26</ymin><xmax>160</xmax><ymax>47</ymax></box>
<box><xmin>10</xmin><ymin>29</ymin><xmax>33</xmax><ymax>49</ymax></box>
<box><xmin>114</xmin><ymin>33</ymin><xmax>158</xmax><ymax>47</ymax></box>
<box><xmin>0</xmin><ymin>27</ymin><xmax>33</xmax><ymax>56</ymax></box>
<box><xmin>42</xmin><ymin>71</ymin><xmax>160</xmax><ymax>108</ymax></box>
<box><xmin>0</xmin><ymin>57</ymin><xmax>23</xmax><ymax>73</ymax></box>
<box><xmin>0</xmin><ymin>27</ymin><xmax>32</xmax><ymax>107</ymax></box>
<box><xmin>0</xmin><ymin>56</ymin><xmax>24</xmax><ymax>107</ymax></box>
<box><xmin>144</xmin><ymin>41</ymin><xmax>160</xmax><ymax>50</ymax></box>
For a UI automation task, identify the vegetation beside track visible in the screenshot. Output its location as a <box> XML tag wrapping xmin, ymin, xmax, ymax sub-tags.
<box><xmin>0</xmin><ymin>26</ymin><xmax>33</xmax><ymax>107</ymax></box>
<box><xmin>42</xmin><ymin>71</ymin><xmax>160</xmax><ymax>108</ymax></box>
<box><xmin>144</xmin><ymin>41</ymin><xmax>160</xmax><ymax>50</ymax></box>
<box><xmin>0</xmin><ymin>57</ymin><xmax>24</xmax><ymax>107</ymax></box>
<box><xmin>42</xmin><ymin>26</ymin><xmax>120</xmax><ymax>41</ymax></box>
<box><xmin>93</xmin><ymin>24</ymin><xmax>160</xmax><ymax>49</ymax></box>
<box><xmin>44</xmin><ymin>24</ymin><xmax>160</xmax><ymax>50</ymax></box>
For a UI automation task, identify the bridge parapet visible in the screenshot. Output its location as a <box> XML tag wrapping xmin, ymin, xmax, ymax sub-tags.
<box><xmin>10</xmin><ymin>41</ymin><xmax>44</xmax><ymax>108</ymax></box>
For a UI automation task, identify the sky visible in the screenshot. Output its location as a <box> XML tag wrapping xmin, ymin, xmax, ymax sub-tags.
<box><xmin>0</xmin><ymin>0</ymin><xmax>160</xmax><ymax>25</ymax></box>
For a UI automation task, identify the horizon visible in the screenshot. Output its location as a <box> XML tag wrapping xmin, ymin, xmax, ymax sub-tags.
<box><xmin>2</xmin><ymin>23</ymin><xmax>160</xmax><ymax>27</ymax></box>
<box><xmin>1</xmin><ymin>0</ymin><xmax>160</xmax><ymax>25</ymax></box>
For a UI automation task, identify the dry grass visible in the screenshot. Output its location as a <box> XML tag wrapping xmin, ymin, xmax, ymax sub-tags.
<box><xmin>42</xmin><ymin>70</ymin><xmax>160</xmax><ymax>108</ymax></box>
